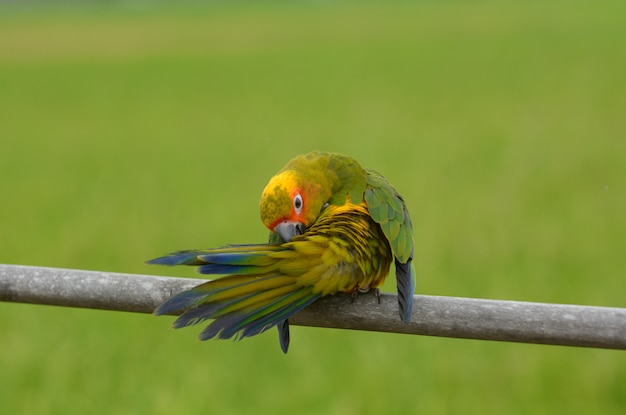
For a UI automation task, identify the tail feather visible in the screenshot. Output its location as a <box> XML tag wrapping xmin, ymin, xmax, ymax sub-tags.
<box><xmin>277</xmin><ymin>320</ymin><xmax>290</xmax><ymax>353</ymax></box>
<box><xmin>395</xmin><ymin>258</ymin><xmax>415</xmax><ymax>324</ymax></box>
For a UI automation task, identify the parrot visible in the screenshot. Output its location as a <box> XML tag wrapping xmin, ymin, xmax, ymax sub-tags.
<box><xmin>148</xmin><ymin>151</ymin><xmax>415</xmax><ymax>353</ymax></box>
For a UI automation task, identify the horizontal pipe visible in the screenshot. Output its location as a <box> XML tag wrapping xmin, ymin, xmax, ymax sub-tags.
<box><xmin>1</xmin><ymin>264</ymin><xmax>625</xmax><ymax>350</ymax></box>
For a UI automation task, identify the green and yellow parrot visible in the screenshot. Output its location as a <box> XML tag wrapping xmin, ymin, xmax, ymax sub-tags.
<box><xmin>149</xmin><ymin>151</ymin><xmax>414</xmax><ymax>353</ymax></box>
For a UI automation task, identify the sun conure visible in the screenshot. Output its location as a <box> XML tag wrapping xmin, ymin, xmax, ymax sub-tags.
<box><xmin>148</xmin><ymin>151</ymin><xmax>415</xmax><ymax>353</ymax></box>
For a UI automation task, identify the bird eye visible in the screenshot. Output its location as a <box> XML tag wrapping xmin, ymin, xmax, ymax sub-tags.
<box><xmin>293</xmin><ymin>193</ymin><xmax>303</xmax><ymax>214</ymax></box>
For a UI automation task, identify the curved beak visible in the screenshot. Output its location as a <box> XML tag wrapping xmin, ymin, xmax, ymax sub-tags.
<box><xmin>274</xmin><ymin>221</ymin><xmax>305</xmax><ymax>242</ymax></box>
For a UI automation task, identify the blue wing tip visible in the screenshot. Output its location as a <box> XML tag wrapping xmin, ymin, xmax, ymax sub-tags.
<box><xmin>146</xmin><ymin>256</ymin><xmax>175</xmax><ymax>265</ymax></box>
<box><xmin>146</xmin><ymin>251</ymin><xmax>201</xmax><ymax>266</ymax></box>
<box><xmin>154</xmin><ymin>290</ymin><xmax>207</xmax><ymax>316</ymax></box>
<box><xmin>153</xmin><ymin>299</ymin><xmax>178</xmax><ymax>316</ymax></box>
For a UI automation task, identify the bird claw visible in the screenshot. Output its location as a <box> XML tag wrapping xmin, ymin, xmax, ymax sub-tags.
<box><xmin>349</xmin><ymin>287</ymin><xmax>381</xmax><ymax>304</ymax></box>
<box><xmin>373</xmin><ymin>287</ymin><xmax>381</xmax><ymax>304</ymax></box>
<box><xmin>350</xmin><ymin>291</ymin><xmax>358</xmax><ymax>303</ymax></box>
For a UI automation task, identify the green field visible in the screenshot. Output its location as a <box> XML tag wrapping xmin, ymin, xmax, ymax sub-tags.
<box><xmin>1</xmin><ymin>1</ymin><xmax>625</xmax><ymax>413</ymax></box>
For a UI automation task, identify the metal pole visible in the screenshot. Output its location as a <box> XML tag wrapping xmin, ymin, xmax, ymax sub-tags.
<box><xmin>1</xmin><ymin>264</ymin><xmax>624</xmax><ymax>350</ymax></box>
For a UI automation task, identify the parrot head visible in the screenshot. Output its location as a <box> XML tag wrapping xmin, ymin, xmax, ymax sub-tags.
<box><xmin>260</xmin><ymin>169</ymin><xmax>330</xmax><ymax>242</ymax></box>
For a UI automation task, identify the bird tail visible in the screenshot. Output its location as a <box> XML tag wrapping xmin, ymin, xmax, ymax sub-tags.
<box><xmin>148</xmin><ymin>245</ymin><xmax>320</xmax><ymax>351</ymax></box>
<box><xmin>394</xmin><ymin>257</ymin><xmax>415</xmax><ymax>324</ymax></box>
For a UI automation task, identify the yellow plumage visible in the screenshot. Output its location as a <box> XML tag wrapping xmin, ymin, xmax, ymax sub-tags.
<box><xmin>150</xmin><ymin>151</ymin><xmax>414</xmax><ymax>353</ymax></box>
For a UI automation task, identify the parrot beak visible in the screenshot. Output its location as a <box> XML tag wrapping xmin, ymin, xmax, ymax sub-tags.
<box><xmin>274</xmin><ymin>221</ymin><xmax>305</xmax><ymax>242</ymax></box>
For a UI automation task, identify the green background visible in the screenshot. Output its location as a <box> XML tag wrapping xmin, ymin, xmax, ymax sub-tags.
<box><xmin>1</xmin><ymin>1</ymin><xmax>625</xmax><ymax>413</ymax></box>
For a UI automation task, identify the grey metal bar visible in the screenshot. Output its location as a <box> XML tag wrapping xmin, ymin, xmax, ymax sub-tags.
<box><xmin>1</xmin><ymin>264</ymin><xmax>624</xmax><ymax>350</ymax></box>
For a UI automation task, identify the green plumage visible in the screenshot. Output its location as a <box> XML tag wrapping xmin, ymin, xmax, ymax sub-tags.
<box><xmin>364</xmin><ymin>170</ymin><xmax>413</xmax><ymax>263</ymax></box>
<box><xmin>149</xmin><ymin>151</ymin><xmax>415</xmax><ymax>353</ymax></box>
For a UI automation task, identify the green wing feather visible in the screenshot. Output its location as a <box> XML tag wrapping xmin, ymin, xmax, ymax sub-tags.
<box><xmin>364</xmin><ymin>170</ymin><xmax>413</xmax><ymax>263</ymax></box>
<box><xmin>364</xmin><ymin>169</ymin><xmax>415</xmax><ymax>323</ymax></box>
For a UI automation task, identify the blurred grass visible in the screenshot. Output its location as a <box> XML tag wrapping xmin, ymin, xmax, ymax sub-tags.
<box><xmin>1</xmin><ymin>0</ymin><xmax>625</xmax><ymax>414</ymax></box>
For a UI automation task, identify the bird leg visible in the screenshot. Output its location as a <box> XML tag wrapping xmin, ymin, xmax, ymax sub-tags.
<box><xmin>349</xmin><ymin>287</ymin><xmax>380</xmax><ymax>304</ymax></box>
<box><xmin>350</xmin><ymin>290</ymin><xmax>359</xmax><ymax>303</ymax></box>
<box><xmin>372</xmin><ymin>287</ymin><xmax>381</xmax><ymax>304</ymax></box>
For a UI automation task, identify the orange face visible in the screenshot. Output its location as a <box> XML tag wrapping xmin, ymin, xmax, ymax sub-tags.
<box><xmin>259</xmin><ymin>171</ymin><xmax>323</xmax><ymax>241</ymax></box>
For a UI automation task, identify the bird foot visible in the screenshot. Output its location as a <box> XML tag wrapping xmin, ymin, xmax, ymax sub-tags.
<box><xmin>373</xmin><ymin>287</ymin><xmax>381</xmax><ymax>304</ymax></box>
<box><xmin>350</xmin><ymin>290</ymin><xmax>359</xmax><ymax>303</ymax></box>
<box><xmin>349</xmin><ymin>287</ymin><xmax>381</xmax><ymax>304</ymax></box>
